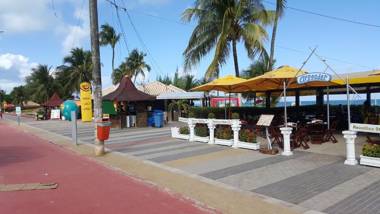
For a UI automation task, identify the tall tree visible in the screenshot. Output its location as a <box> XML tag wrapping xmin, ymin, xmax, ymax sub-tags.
<box><xmin>99</xmin><ymin>23</ymin><xmax>120</xmax><ymax>75</ymax></box>
<box><xmin>10</xmin><ymin>86</ymin><xmax>27</xmax><ymax>106</ymax></box>
<box><xmin>25</xmin><ymin>64</ymin><xmax>58</xmax><ymax>104</ymax></box>
<box><xmin>0</xmin><ymin>89</ymin><xmax>5</xmax><ymax>110</ymax></box>
<box><xmin>268</xmin><ymin>0</ymin><xmax>286</xmax><ymax>71</ymax></box>
<box><xmin>58</xmin><ymin>48</ymin><xmax>93</xmax><ymax>93</ymax></box>
<box><xmin>156</xmin><ymin>75</ymin><xmax>172</xmax><ymax>85</ymax></box>
<box><xmin>112</xmin><ymin>49</ymin><xmax>151</xmax><ymax>84</ymax></box>
<box><xmin>183</xmin><ymin>0</ymin><xmax>273</xmax><ymax>80</ymax></box>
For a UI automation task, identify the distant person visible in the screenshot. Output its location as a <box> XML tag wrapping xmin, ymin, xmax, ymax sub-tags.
<box><xmin>0</xmin><ymin>107</ymin><xmax>2</xmax><ymax>119</ymax></box>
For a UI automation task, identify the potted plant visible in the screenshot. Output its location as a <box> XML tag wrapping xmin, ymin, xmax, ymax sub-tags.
<box><xmin>238</xmin><ymin>128</ymin><xmax>260</xmax><ymax>150</ymax></box>
<box><xmin>214</xmin><ymin>125</ymin><xmax>233</xmax><ymax>146</ymax></box>
<box><xmin>360</xmin><ymin>143</ymin><xmax>380</xmax><ymax>167</ymax></box>
<box><xmin>171</xmin><ymin>126</ymin><xmax>190</xmax><ymax>140</ymax></box>
<box><xmin>194</xmin><ymin>124</ymin><xmax>209</xmax><ymax>142</ymax></box>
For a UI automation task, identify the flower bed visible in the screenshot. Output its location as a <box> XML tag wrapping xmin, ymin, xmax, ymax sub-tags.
<box><xmin>214</xmin><ymin>125</ymin><xmax>233</xmax><ymax>146</ymax></box>
<box><xmin>360</xmin><ymin>143</ymin><xmax>380</xmax><ymax>167</ymax></box>
<box><xmin>237</xmin><ymin>128</ymin><xmax>260</xmax><ymax>150</ymax></box>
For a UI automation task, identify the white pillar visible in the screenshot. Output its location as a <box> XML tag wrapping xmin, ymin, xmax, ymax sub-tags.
<box><xmin>231</xmin><ymin>120</ymin><xmax>241</xmax><ymax>148</ymax></box>
<box><xmin>207</xmin><ymin>120</ymin><xmax>215</xmax><ymax>145</ymax></box>
<box><xmin>188</xmin><ymin>119</ymin><xmax>195</xmax><ymax>142</ymax></box>
<box><xmin>280</xmin><ymin>127</ymin><xmax>293</xmax><ymax>156</ymax></box>
<box><xmin>343</xmin><ymin>130</ymin><xmax>358</xmax><ymax>165</ymax></box>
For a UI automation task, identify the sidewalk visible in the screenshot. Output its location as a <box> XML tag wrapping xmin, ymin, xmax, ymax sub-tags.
<box><xmin>0</xmin><ymin>122</ymin><xmax>213</xmax><ymax>214</ymax></box>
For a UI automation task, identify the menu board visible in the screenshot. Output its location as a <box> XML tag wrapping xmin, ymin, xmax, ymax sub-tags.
<box><xmin>50</xmin><ymin>109</ymin><xmax>61</xmax><ymax>119</ymax></box>
<box><xmin>256</xmin><ymin>114</ymin><xmax>274</xmax><ymax>127</ymax></box>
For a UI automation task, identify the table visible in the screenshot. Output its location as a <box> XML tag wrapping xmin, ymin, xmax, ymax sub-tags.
<box><xmin>307</xmin><ymin>123</ymin><xmax>327</xmax><ymax>144</ymax></box>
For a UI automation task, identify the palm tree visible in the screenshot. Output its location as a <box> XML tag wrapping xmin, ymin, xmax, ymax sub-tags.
<box><xmin>58</xmin><ymin>48</ymin><xmax>92</xmax><ymax>93</ymax></box>
<box><xmin>182</xmin><ymin>0</ymin><xmax>273</xmax><ymax>80</ymax></box>
<box><xmin>268</xmin><ymin>0</ymin><xmax>286</xmax><ymax>71</ymax></box>
<box><xmin>112</xmin><ymin>49</ymin><xmax>151</xmax><ymax>84</ymax></box>
<box><xmin>0</xmin><ymin>89</ymin><xmax>5</xmax><ymax>110</ymax></box>
<box><xmin>99</xmin><ymin>23</ymin><xmax>120</xmax><ymax>75</ymax></box>
<box><xmin>168</xmin><ymin>100</ymin><xmax>190</xmax><ymax>117</ymax></box>
<box><xmin>10</xmin><ymin>86</ymin><xmax>27</xmax><ymax>107</ymax></box>
<box><xmin>25</xmin><ymin>64</ymin><xmax>58</xmax><ymax>104</ymax></box>
<box><xmin>241</xmin><ymin>52</ymin><xmax>270</xmax><ymax>78</ymax></box>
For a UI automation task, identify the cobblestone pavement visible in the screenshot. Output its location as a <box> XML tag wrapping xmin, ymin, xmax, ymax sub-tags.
<box><xmin>5</xmin><ymin>114</ymin><xmax>380</xmax><ymax>214</ymax></box>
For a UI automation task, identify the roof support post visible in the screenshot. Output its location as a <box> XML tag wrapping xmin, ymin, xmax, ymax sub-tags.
<box><xmin>295</xmin><ymin>90</ymin><xmax>300</xmax><ymax>108</ymax></box>
<box><xmin>366</xmin><ymin>85</ymin><xmax>371</xmax><ymax>107</ymax></box>
<box><xmin>266</xmin><ymin>92</ymin><xmax>271</xmax><ymax>109</ymax></box>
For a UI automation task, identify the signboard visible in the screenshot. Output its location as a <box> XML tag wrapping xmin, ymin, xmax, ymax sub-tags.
<box><xmin>15</xmin><ymin>106</ymin><xmax>21</xmax><ymax>116</ymax></box>
<box><xmin>50</xmin><ymin>109</ymin><xmax>61</xmax><ymax>119</ymax></box>
<box><xmin>350</xmin><ymin>123</ymin><xmax>380</xmax><ymax>134</ymax></box>
<box><xmin>297</xmin><ymin>73</ymin><xmax>332</xmax><ymax>84</ymax></box>
<box><xmin>80</xmin><ymin>82</ymin><xmax>93</xmax><ymax>122</ymax></box>
<box><xmin>257</xmin><ymin>114</ymin><xmax>274</xmax><ymax>127</ymax></box>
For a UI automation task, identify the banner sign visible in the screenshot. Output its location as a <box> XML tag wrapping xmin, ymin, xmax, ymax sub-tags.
<box><xmin>80</xmin><ymin>82</ymin><xmax>93</xmax><ymax>122</ymax></box>
<box><xmin>15</xmin><ymin>106</ymin><xmax>21</xmax><ymax>116</ymax></box>
<box><xmin>297</xmin><ymin>73</ymin><xmax>332</xmax><ymax>84</ymax></box>
<box><xmin>350</xmin><ymin>123</ymin><xmax>380</xmax><ymax>134</ymax></box>
<box><xmin>50</xmin><ymin>109</ymin><xmax>61</xmax><ymax>119</ymax></box>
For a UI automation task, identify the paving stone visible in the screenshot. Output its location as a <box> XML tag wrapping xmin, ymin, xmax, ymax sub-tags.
<box><xmin>253</xmin><ymin>162</ymin><xmax>370</xmax><ymax>205</ymax></box>
<box><xmin>149</xmin><ymin>146</ymin><xmax>226</xmax><ymax>163</ymax></box>
<box><xmin>134</xmin><ymin>143</ymin><xmax>206</xmax><ymax>156</ymax></box>
<box><xmin>200</xmin><ymin>151</ymin><xmax>307</xmax><ymax>180</ymax></box>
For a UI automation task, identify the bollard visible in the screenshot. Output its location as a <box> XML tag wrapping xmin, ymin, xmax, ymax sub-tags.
<box><xmin>188</xmin><ymin>119</ymin><xmax>195</xmax><ymax>142</ymax></box>
<box><xmin>207</xmin><ymin>120</ymin><xmax>215</xmax><ymax>145</ymax></box>
<box><xmin>17</xmin><ymin>115</ymin><xmax>20</xmax><ymax>126</ymax></box>
<box><xmin>343</xmin><ymin>130</ymin><xmax>358</xmax><ymax>165</ymax></box>
<box><xmin>280</xmin><ymin>127</ymin><xmax>293</xmax><ymax>156</ymax></box>
<box><xmin>231</xmin><ymin>120</ymin><xmax>241</xmax><ymax>148</ymax></box>
<box><xmin>71</xmin><ymin>111</ymin><xmax>78</xmax><ymax>145</ymax></box>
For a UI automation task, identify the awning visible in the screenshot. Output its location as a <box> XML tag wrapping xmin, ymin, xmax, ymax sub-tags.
<box><xmin>157</xmin><ymin>92</ymin><xmax>205</xmax><ymax>100</ymax></box>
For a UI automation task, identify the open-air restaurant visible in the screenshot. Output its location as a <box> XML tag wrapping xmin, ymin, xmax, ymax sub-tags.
<box><xmin>171</xmin><ymin>66</ymin><xmax>380</xmax><ymax>168</ymax></box>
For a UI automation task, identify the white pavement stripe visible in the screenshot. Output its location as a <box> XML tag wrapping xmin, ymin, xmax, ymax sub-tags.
<box><xmin>138</xmin><ymin>144</ymin><xmax>211</xmax><ymax>160</ymax></box>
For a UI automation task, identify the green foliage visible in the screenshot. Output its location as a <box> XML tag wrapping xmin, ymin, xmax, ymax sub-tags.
<box><xmin>195</xmin><ymin>124</ymin><xmax>208</xmax><ymax>137</ymax></box>
<box><xmin>112</xmin><ymin>49</ymin><xmax>151</xmax><ymax>84</ymax></box>
<box><xmin>10</xmin><ymin>86</ymin><xmax>27</xmax><ymax>106</ymax></box>
<box><xmin>182</xmin><ymin>0</ymin><xmax>274</xmax><ymax>79</ymax></box>
<box><xmin>215</xmin><ymin>125</ymin><xmax>232</xmax><ymax>140</ymax></box>
<box><xmin>207</xmin><ymin>112</ymin><xmax>215</xmax><ymax>119</ymax></box>
<box><xmin>156</xmin><ymin>68</ymin><xmax>201</xmax><ymax>91</ymax></box>
<box><xmin>168</xmin><ymin>100</ymin><xmax>190</xmax><ymax>117</ymax></box>
<box><xmin>188</xmin><ymin>111</ymin><xmax>195</xmax><ymax>118</ymax></box>
<box><xmin>179</xmin><ymin>126</ymin><xmax>190</xmax><ymax>135</ymax></box>
<box><xmin>57</xmin><ymin>48</ymin><xmax>92</xmax><ymax>94</ymax></box>
<box><xmin>25</xmin><ymin>64</ymin><xmax>58</xmax><ymax>104</ymax></box>
<box><xmin>239</xmin><ymin>129</ymin><xmax>257</xmax><ymax>143</ymax></box>
<box><xmin>156</xmin><ymin>75</ymin><xmax>172</xmax><ymax>85</ymax></box>
<box><xmin>362</xmin><ymin>143</ymin><xmax>380</xmax><ymax>158</ymax></box>
<box><xmin>100</xmin><ymin>23</ymin><xmax>120</xmax><ymax>77</ymax></box>
<box><xmin>231</xmin><ymin>112</ymin><xmax>240</xmax><ymax>119</ymax></box>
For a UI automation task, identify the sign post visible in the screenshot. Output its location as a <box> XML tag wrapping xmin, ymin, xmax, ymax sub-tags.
<box><xmin>15</xmin><ymin>106</ymin><xmax>21</xmax><ymax>126</ymax></box>
<box><xmin>257</xmin><ymin>114</ymin><xmax>274</xmax><ymax>150</ymax></box>
<box><xmin>71</xmin><ymin>111</ymin><xmax>78</xmax><ymax>145</ymax></box>
<box><xmin>80</xmin><ymin>82</ymin><xmax>93</xmax><ymax>122</ymax></box>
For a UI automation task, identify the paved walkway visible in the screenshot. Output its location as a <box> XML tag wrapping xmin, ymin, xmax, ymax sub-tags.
<box><xmin>4</xmin><ymin>114</ymin><xmax>380</xmax><ymax>214</ymax></box>
<box><xmin>0</xmin><ymin>121</ymin><xmax>213</xmax><ymax>214</ymax></box>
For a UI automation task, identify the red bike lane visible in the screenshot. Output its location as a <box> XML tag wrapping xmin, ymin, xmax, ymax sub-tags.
<box><xmin>0</xmin><ymin>122</ymin><xmax>213</xmax><ymax>214</ymax></box>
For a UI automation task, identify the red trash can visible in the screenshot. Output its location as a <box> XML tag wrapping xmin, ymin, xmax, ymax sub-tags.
<box><xmin>97</xmin><ymin>121</ymin><xmax>112</xmax><ymax>141</ymax></box>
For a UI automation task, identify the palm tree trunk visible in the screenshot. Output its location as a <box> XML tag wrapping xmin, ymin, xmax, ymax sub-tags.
<box><xmin>269</xmin><ymin>4</ymin><xmax>281</xmax><ymax>71</ymax></box>
<box><xmin>111</xmin><ymin>47</ymin><xmax>115</xmax><ymax>74</ymax></box>
<box><xmin>232</xmin><ymin>40</ymin><xmax>240</xmax><ymax>77</ymax></box>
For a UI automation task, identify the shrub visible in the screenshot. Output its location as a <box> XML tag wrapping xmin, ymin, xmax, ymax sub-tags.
<box><xmin>231</xmin><ymin>112</ymin><xmax>239</xmax><ymax>119</ymax></box>
<box><xmin>362</xmin><ymin>143</ymin><xmax>380</xmax><ymax>158</ymax></box>
<box><xmin>215</xmin><ymin>125</ymin><xmax>232</xmax><ymax>140</ymax></box>
<box><xmin>239</xmin><ymin>129</ymin><xmax>257</xmax><ymax>143</ymax></box>
<box><xmin>208</xmin><ymin>112</ymin><xmax>216</xmax><ymax>119</ymax></box>
<box><xmin>188</xmin><ymin>112</ymin><xmax>195</xmax><ymax>118</ymax></box>
<box><xmin>195</xmin><ymin>124</ymin><xmax>208</xmax><ymax>137</ymax></box>
<box><xmin>179</xmin><ymin>126</ymin><xmax>189</xmax><ymax>135</ymax></box>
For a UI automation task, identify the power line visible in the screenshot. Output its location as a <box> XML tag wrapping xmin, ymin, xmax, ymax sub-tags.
<box><xmin>110</xmin><ymin>0</ymin><xmax>130</xmax><ymax>54</ymax></box>
<box><xmin>264</xmin><ymin>0</ymin><xmax>380</xmax><ymax>28</ymax></box>
<box><xmin>106</xmin><ymin>0</ymin><xmax>165</xmax><ymax>77</ymax></box>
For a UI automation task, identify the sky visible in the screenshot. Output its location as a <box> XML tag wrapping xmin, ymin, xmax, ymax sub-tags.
<box><xmin>1</xmin><ymin>0</ymin><xmax>380</xmax><ymax>98</ymax></box>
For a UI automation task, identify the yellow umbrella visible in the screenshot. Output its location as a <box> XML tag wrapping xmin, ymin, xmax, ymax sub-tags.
<box><xmin>191</xmin><ymin>75</ymin><xmax>247</xmax><ymax>118</ymax></box>
<box><xmin>191</xmin><ymin>75</ymin><xmax>247</xmax><ymax>92</ymax></box>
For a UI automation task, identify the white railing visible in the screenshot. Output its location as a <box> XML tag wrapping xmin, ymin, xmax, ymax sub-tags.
<box><xmin>172</xmin><ymin>117</ymin><xmax>259</xmax><ymax>150</ymax></box>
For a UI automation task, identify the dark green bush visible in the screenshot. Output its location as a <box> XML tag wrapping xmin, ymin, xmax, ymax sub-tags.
<box><xmin>231</xmin><ymin>112</ymin><xmax>239</xmax><ymax>119</ymax></box>
<box><xmin>188</xmin><ymin>112</ymin><xmax>195</xmax><ymax>118</ymax></box>
<box><xmin>208</xmin><ymin>112</ymin><xmax>216</xmax><ymax>119</ymax></box>
<box><xmin>362</xmin><ymin>143</ymin><xmax>380</xmax><ymax>157</ymax></box>
<box><xmin>215</xmin><ymin>125</ymin><xmax>232</xmax><ymax>140</ymax></box>
<box><xmin>195</xmin><ymin>124</ymin><xmax>208</xmax><ymax>137</ymax></box>
<box><xmin>239</xmin><ymin>129</ymin><xmax>257</xmax><ymax>143</ymax></box>
<box><xmin>179</xmin><ymin>126</ymin><xmax>189</xmax><ymax>135</ymax></box>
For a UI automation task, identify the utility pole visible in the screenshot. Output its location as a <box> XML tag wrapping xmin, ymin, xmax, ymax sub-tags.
<box><xmin>89</xmin><ymin>0</ymin><xmax>104</xmax><ymax>156</ymax></box>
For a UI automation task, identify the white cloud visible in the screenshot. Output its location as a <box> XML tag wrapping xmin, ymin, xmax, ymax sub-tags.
<box><xmin>0</xmin><ymin>53</ymin><xmax>37</xmax><ymax>92</ymax></box>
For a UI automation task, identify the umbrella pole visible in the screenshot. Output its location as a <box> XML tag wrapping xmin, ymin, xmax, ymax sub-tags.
<box><xmin>327</xmin><ymin>86</ymin><xmax>330</xmax><ymax>129</ymax></box>
<box><xmin>283</xmin><ymin>81</ymin><xmax>288</xmax><ymax>127</ymax></box>
<box><xmin>229</xmin><ymin>92</ymin><xmax>231</xmax><ymax>119</ymax></box>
